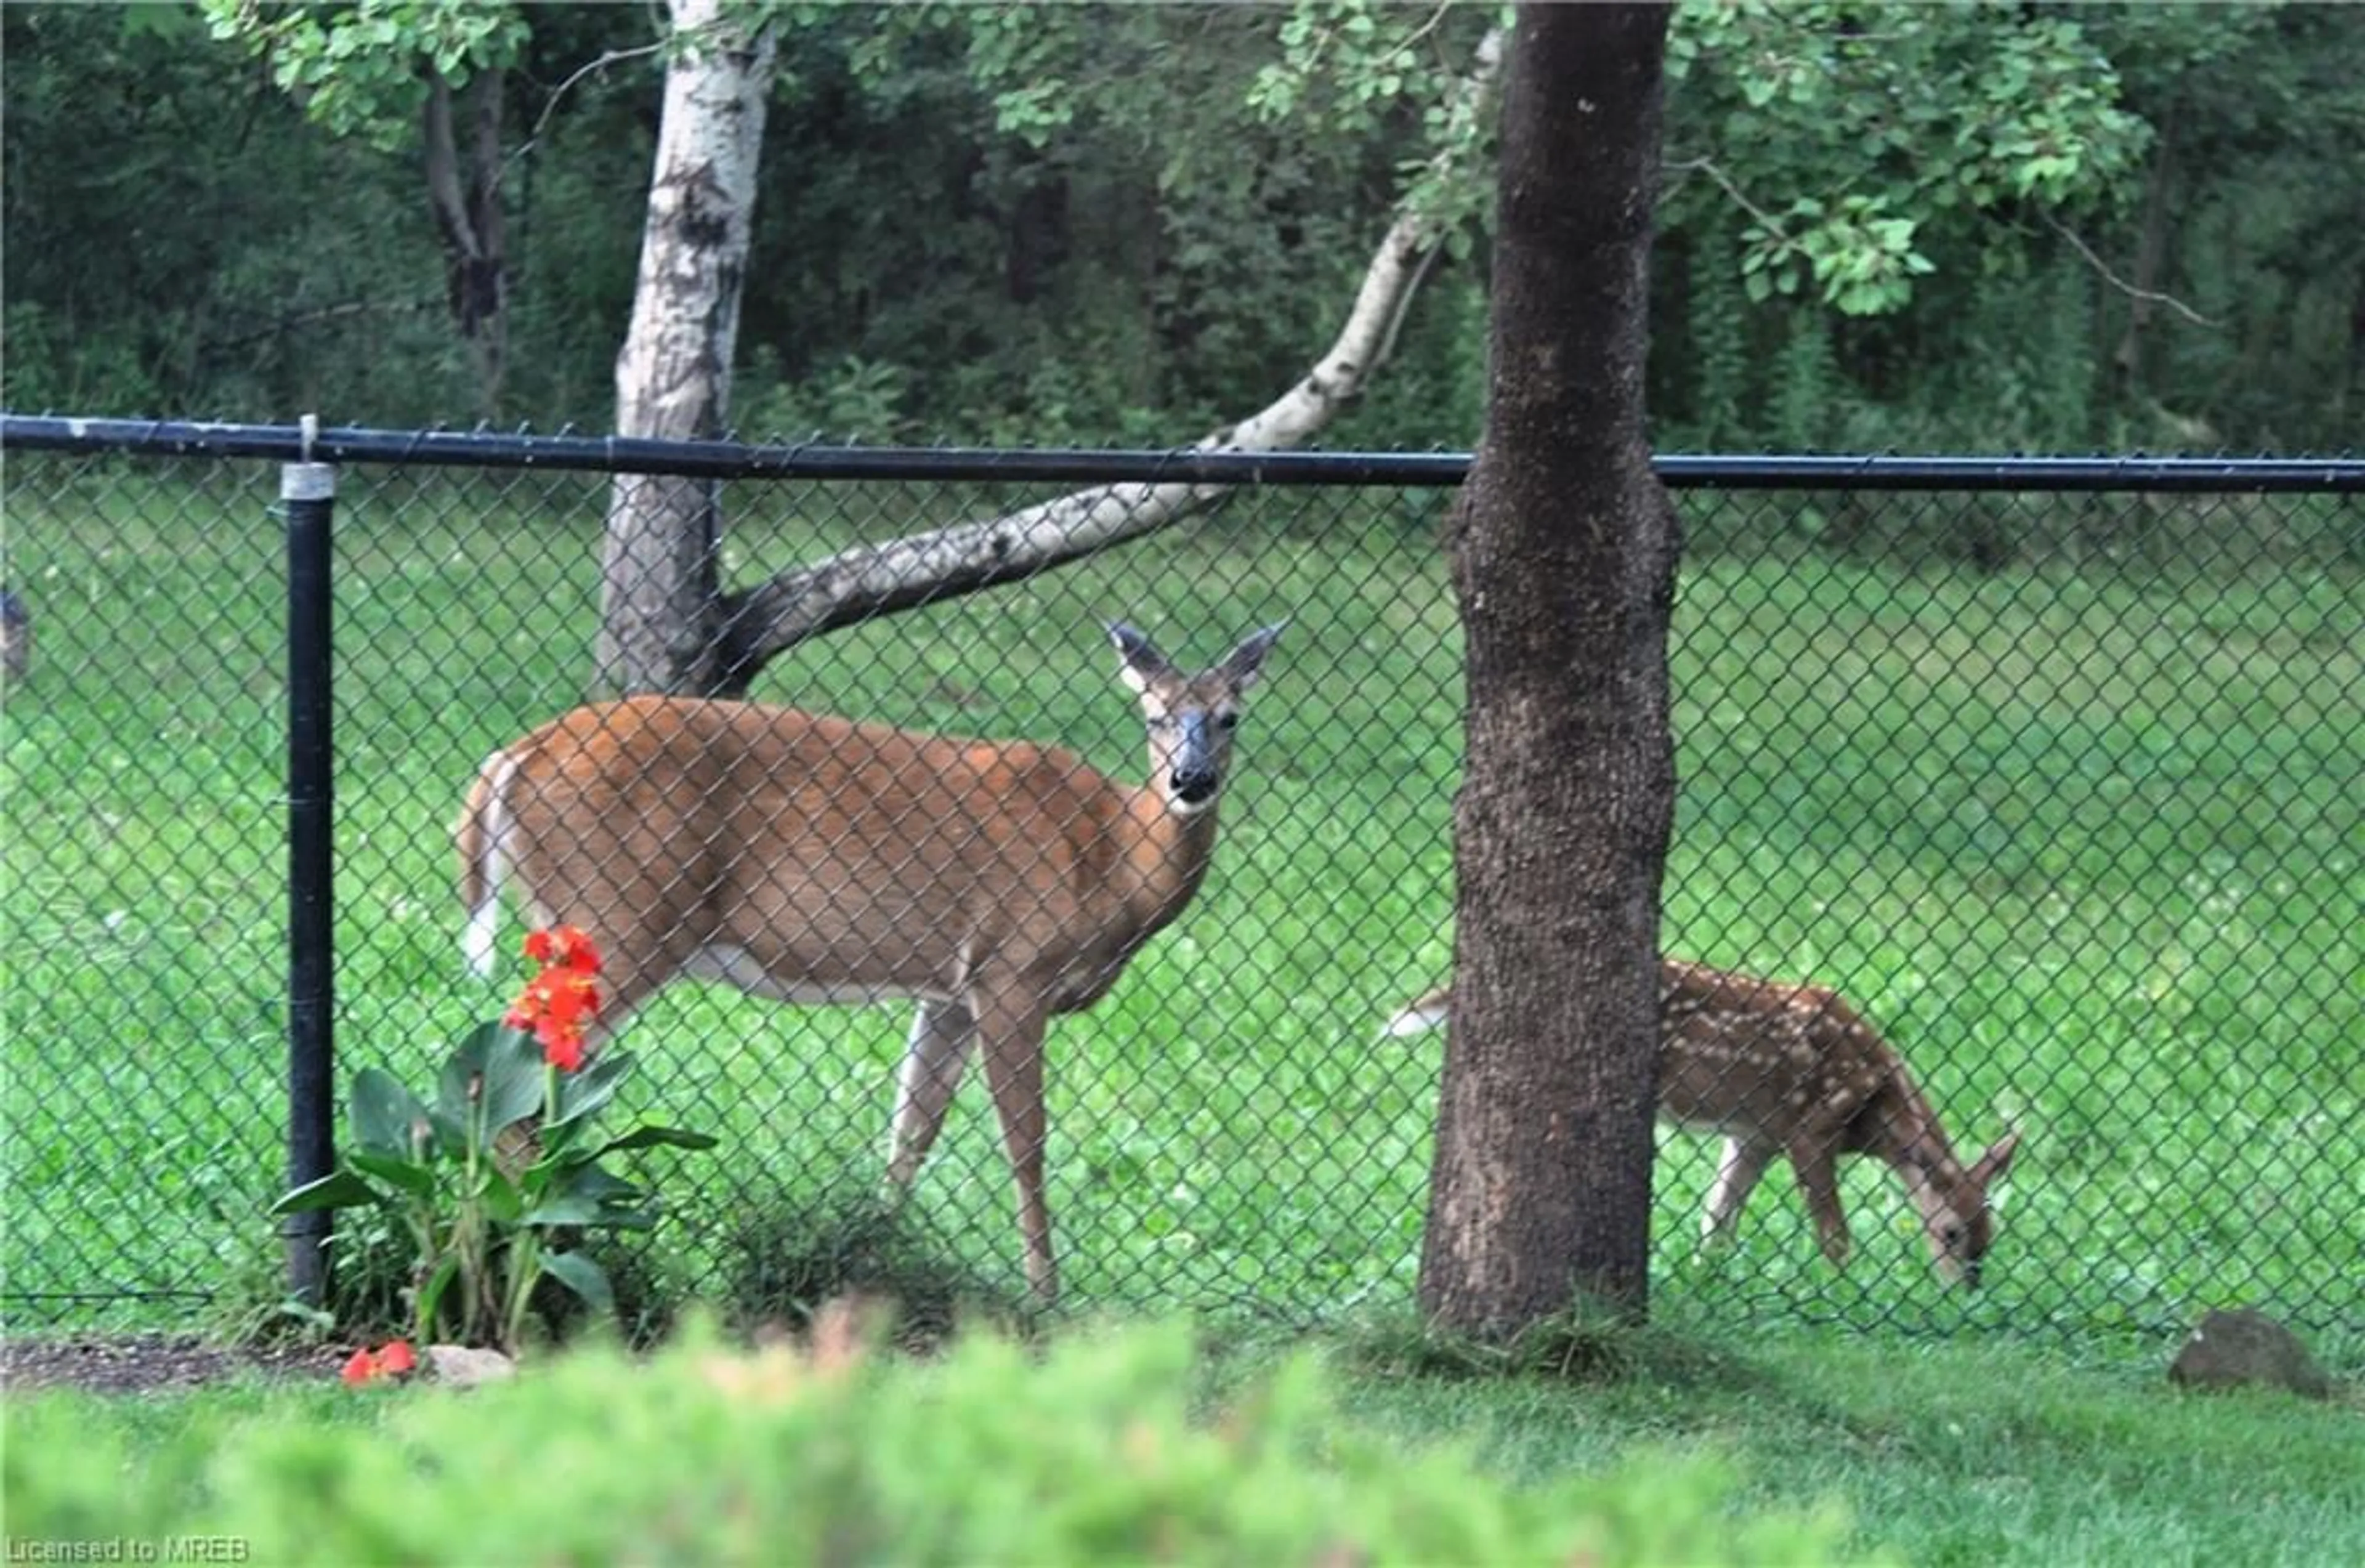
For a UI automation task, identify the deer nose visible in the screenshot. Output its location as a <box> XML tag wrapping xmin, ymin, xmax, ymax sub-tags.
<box><xmin>1960</xmin><ymin>1259</ymin><xmax>1983</xmax><ymax>1290</ymax></box>
<box><xmin>1170</xmin><ymin>762</ymin><xmax>1219</xmax><ymax>805</ymax></box>
<box><xmin>1167</xmin><ymin>713</ymin><xmax>1221</xmax><ymax>806</ymax></box>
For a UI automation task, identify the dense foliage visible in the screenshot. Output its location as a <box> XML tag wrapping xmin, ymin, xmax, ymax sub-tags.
<box><xmin>2</xmin><ymin>1316</ymin><xmax>1878</xmax><ymax>1564</ymax></box>
<box><xmin>3</xmin><ymin>2</ymin><xmax>2356</xmax><ymax>450</ymax></box>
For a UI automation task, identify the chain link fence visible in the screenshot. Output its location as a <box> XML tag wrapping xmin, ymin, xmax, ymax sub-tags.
<box><xmin>2</xmin><ymin>419</ymin><xmax>2358</xmax><ymax>1343</ymax></box>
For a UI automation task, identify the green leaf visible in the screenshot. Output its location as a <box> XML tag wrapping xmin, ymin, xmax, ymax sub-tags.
<box><xmin>347</xmin><ymin>1149</ymin><xmax>437</xmax><ymax>1199</ymax></box>
<box><xmin>352</xmin><ymin>1067</ymin><xmax>431</xmax><ymax>1157</ymax></box>
<box><xmin>271</xmin><ymin>1169</ymin><xmax>384</xmax><ymax>1215</ymax></box>
<box><xmin>438</xmin><ymin>1022</ymin><xmax>546</xmax><ymax>1134</ymax></box>
<box><xmin>426</xmin><ymin>1104</ymin><xmax>470</xmax><ymax>1160</ymax></box>
<box><xmin>121</xmin><ymin>5</ymin><xmax>203</xmax><ymax>43</ymax></box>
<box><xmin>520</xmin><ymin>1195</ymin><xmax>613</xmax><ymax>1227</ymax></box>
<box><xmin>436</xmin><ymin>1022</ymin><xmax>493</xmax><ymax>1123</ymax></box>
<box><xmin>536</xmin><ymin>1250</ymin><xmax>615</xmax><ymax>1318</ymax></box>
<box><xmin>548</xmin><ymin>1049</ymin><xmax>634</xmax><ymax>1131</ymax></box>
<box><xmin>591</xmin><ymin>1125</ymin><xmax>721</xmax><ymax>1158</ymax></box>
<box><xmin>415</xmin><ymin>1251</ymin><xmax>461</xmax><ymax>1343</ymax></box>
<box><xmin>556</xmin><ymin>1163</ymin><xmax>644</xmax><ymax>1205</ymax></box>
<box><xmin>480</xmin><ymin>1027</ymin><xmax>551</xmax><ymax>1131</ymax></box>
<box><xmin>475</xmin><ymin>1168</ymin><xmax>525</xmax><ymax>1226</ymax></box>
<box><xmin>520</xmin><ymin>1163</ymin><xmax>658</xmax><ymax>1229</ymax></box>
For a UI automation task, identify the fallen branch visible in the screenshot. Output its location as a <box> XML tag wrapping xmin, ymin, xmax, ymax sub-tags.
<box><xmin>711</xmin><ymin>26</ymin><xmax>1506</xmax><ymax>689</ymax></box>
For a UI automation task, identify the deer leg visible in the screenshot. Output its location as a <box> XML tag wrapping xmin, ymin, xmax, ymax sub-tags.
<box><xmin>1701</xmin><ymin>1135</ymin><xmax>1777</xmax><ymax>1251</ymax></box>
<box><xmin>885</xmin><ymin>1000</ymin><xmax>975</xmax><ymax>1191</ymax></box>
<box><xmin>972</xmin><ymin>985</ymin><xmax>1057</xmax><ymax>1306</ymax></box>
<box><xmin>1789</xmin><ymin>1140</ymin><xmax>1853</xmax><ymax>1268</ymax></box>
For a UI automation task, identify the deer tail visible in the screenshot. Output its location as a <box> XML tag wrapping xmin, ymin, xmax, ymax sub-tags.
<box><xmin>1380</xmin><ymin>985</ymin><xmax>1455</xmax><ymax>1038</ymax></box>
<box><xmin>456</xmin><ymin>748</ymin><xmax>520</xmax><ymax>978</ymax></box>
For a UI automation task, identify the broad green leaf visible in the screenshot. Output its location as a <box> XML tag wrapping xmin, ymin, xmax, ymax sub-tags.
<box><xmin>592</xmin><ymin>1125</ymin><xmax>721</xmax><ymax>1158</ymax></box>
<box><xmin>352</xmin><ymin>1067</ymin><xmax>431</xmax><ymax>1157</ymax></box>
<box><xmin>435</xmin><ymin>1021</ymin><xmax>496</xmax><ymax>1124</ymax></box>
<box><xmin>270</xmin><ymin>1169</ymin><xmax>384</xmax><ymax>1215</ymax></box>
<box><xmin>475</xmin><ymin>1168</ymin><xmax>524</xmax><ymax>1226</ymax></box>
<box><xmin>437</xmin><ymin>1022</ymin><xmax>546</xmax><ymax>1134</ymax></box>
<box><xmin>548</xmin><ymin>1049</ymin><xmax>634</xmax><ymax>1131</ymax></box>
<box><xmin>479</xmin><ymin>1026</ymin><xmax>551</xmax><ymax>1131</ymax></box>
<box><xmin>537</xmin><ymin>1250</ymin><xmax>615</xmax><ymax>1317</ymax></box>
<box><xmin>347</xmin><ymin>1149</ymin><xmax>437</xmax><ymax>1199</ymax></box>
<box><xmin>415</xmin><ymin>1251</ymin><xmax>461</xmax><ymax>1343</ymax></box>
<box><xmin>520</xmin><ymin>1195</ymin><xmax>612</xmax><ymax>1227</ymax></box>
<box><xmin>557</xmin><ymin>1164</ymin><xmax>644</xmax><ymax>1205</ymax></box>
<box><xmin>426</xmin><ymin>1104</ymin><xmax>469</xmax><ymax>1160</ymax></box>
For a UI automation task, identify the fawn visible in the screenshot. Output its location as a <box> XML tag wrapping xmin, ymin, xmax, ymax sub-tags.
<box><xmin>1384</xmin><ymin>956</ymin><xmax>2019</xmax><ymax>1287</ymax></box>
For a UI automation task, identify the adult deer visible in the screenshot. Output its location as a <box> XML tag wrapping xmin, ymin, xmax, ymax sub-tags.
<box><xmin>458</xmin><ymin>621</ymin><xmax>1285</xmax><ymax>1305</ymax></box>
<box><xmin>1384</xmin><ymin>957</ymin><xmax>2019</xmax><ymax>1288</ymax></box>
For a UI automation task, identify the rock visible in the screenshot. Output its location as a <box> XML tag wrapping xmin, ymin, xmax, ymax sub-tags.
<box><xmin>426</xmin><ymin>1343</ymin><xmax>519</xmax><ymax>1389</ymax></box>
<box><xmin>2168</xmin><ymin>1307</ymin><xmax>2332</xmax><ymax>1400</ymax></box>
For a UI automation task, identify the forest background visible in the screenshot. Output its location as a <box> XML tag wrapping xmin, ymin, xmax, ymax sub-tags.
<box><xmin>4</xmin><ymin>1</ymin><xmax>2359</xmax><ymax>459</ymax></box>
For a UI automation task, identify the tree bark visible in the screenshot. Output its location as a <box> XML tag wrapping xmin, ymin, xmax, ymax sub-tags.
<box><xmin>424</xmin><ymin>67</ymin><xmax>509</xmax><ymax>419</ymax></box>
<box><xmin>2111</xmin><ymin>112</ymin><xmax>2177</xmax><ymax>397</ymax></box>
<box><xmin>1417</xmin><ymin>3</ymin><xmax>1681</xmax><ymax>1336</ymax></box>
<box><xmin>596</xmin><ymin>0</ymin><xmax>776</xmax><ymax>697</ymax></box>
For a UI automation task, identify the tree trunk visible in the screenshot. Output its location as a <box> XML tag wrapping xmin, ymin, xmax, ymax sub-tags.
<box><xmin>596</xmin><ymin>0</ymin><xmax>777</xmax><ymax>697</ymax></box>
<box><xmin>424</xmin><ymin>67</ymin><xmax>509</xmax><ymax>419</ymax></box>
<box><xmin>2111</xmin><ymin>112</ymin><xmax>2177</xmax><ymax>398</ymax></box>
<box><xmin>1418</xmin><ymin>3</ymin><xmax>1681</xmax><ymax>1336</ymax></box>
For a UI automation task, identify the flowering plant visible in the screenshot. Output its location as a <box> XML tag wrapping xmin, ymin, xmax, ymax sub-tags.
<box><xmin>341</xmin><ymin>1338</ymin><xmax>417</xmax><ymax>1386</ymax></box>
<box><xmin>275</xmin><ymin>926</ymin><xmax>715</xmax><ymax>1354</ymax></box>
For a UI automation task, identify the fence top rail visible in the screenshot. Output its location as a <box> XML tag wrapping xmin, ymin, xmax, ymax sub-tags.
<box><xmin>3</xmin><ymin>413</ymin><xmax>2359</xmax><ymax>493</ymax></box>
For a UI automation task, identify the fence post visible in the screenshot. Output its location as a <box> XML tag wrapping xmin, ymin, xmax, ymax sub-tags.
<box><xmin>283</xmin><ymin>435</ymin><xmax>338</xmax><ymax>1307</ymax></box>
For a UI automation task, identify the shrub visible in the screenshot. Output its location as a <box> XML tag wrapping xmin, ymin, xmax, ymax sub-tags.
<box><xmin>1</xmin><ymin>1315</ymin><xmax>1881</xmax><ymax>1565</ymax></box>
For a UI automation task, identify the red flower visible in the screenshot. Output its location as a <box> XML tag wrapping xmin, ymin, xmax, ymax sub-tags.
<box><xmin>523</xmin><ymin>924</ymin><xmax>602</xmax><ymax>974</ymax></box>
<box><xmin>342</xmin><ymin>1339</ymin><xmax>417</xmax><ymax>1386</ymax></box>
<box><xmin>506</xmin><ymin>928</ymin><xmax>604</xmax><ymax>1072</ymax></box>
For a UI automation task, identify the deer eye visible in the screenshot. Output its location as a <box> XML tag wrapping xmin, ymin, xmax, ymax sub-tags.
<box><xmin>1216</xmin><ymin>712</ymin><xmax>1240</xmax><ymax>731</ymax></box>
<box><xmin>1941</xmin><ymin>1224</ymin><xmax>1964</xmax><ymax>1248</ymax></box>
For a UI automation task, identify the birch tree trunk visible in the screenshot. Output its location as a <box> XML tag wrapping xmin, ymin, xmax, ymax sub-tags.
<box><xmin>595</xmin><ymin>0</ymin><xmax>776</xmax><ymax>696</ymax></box>
<box><xmin>1418</xmin><ymin>2</ymin><xmax>1681</xmax><ymax>1336</ymax></box>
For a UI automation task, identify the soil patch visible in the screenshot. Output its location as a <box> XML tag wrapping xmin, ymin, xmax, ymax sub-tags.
<box><xmin>0</xmin><ymin>1333</ymin><xmax>349</xmax><ymax>1397</ymax></box>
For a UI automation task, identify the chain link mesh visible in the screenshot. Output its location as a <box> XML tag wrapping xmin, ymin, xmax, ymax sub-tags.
<box><xmin>2</xmin><ymin>442</ymin><xmax>2357</xmax><ymax>1338</ymax></box>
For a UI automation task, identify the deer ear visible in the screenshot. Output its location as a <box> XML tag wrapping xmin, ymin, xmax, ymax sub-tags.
<box><xmin>1222</xmin><ymin>621</ymin><xmax>1287</xmax><ymax>689</ymax></box>
<box><xmin>1973</xmin><ymin>1129</ymin><xmax>2021</xmax><ymax>1184</ymax></box>
<box><xmin>1107</xmin><ymin>621</ymin><xmax>1173</xmax><ymax>695</ymax></box>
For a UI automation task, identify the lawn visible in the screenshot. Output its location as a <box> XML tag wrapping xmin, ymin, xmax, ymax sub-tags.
<box><xmin>3</xmin><ymin>1314</ymin><xmax>2357</xmax><ymax>1565</ymax></box>
<box><xmin>1</xmin><ymin>458</ymin><xmax>2358</xmax><ymax>1353</ymax></box>
<box><xmin>1334</xmin><ymin>1321</ymin><xmax>2365</xmax><ymax>1566</ymax></box>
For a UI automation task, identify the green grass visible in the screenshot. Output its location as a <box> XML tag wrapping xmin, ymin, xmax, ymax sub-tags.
<box><xmin>1330</xmin><ymin>1324</ymin><xmax>2364</xmax><ymax>1566</ymax></box>
<box><xmin>4</xmin><ymin>1317</ymin><xmax>2355</xmax><ymax>1565</ymax></box>
<box><xmin>2</xmin><ymin>460</ymin><xmax>2359</xmax><ymax>1356</ymax></box>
